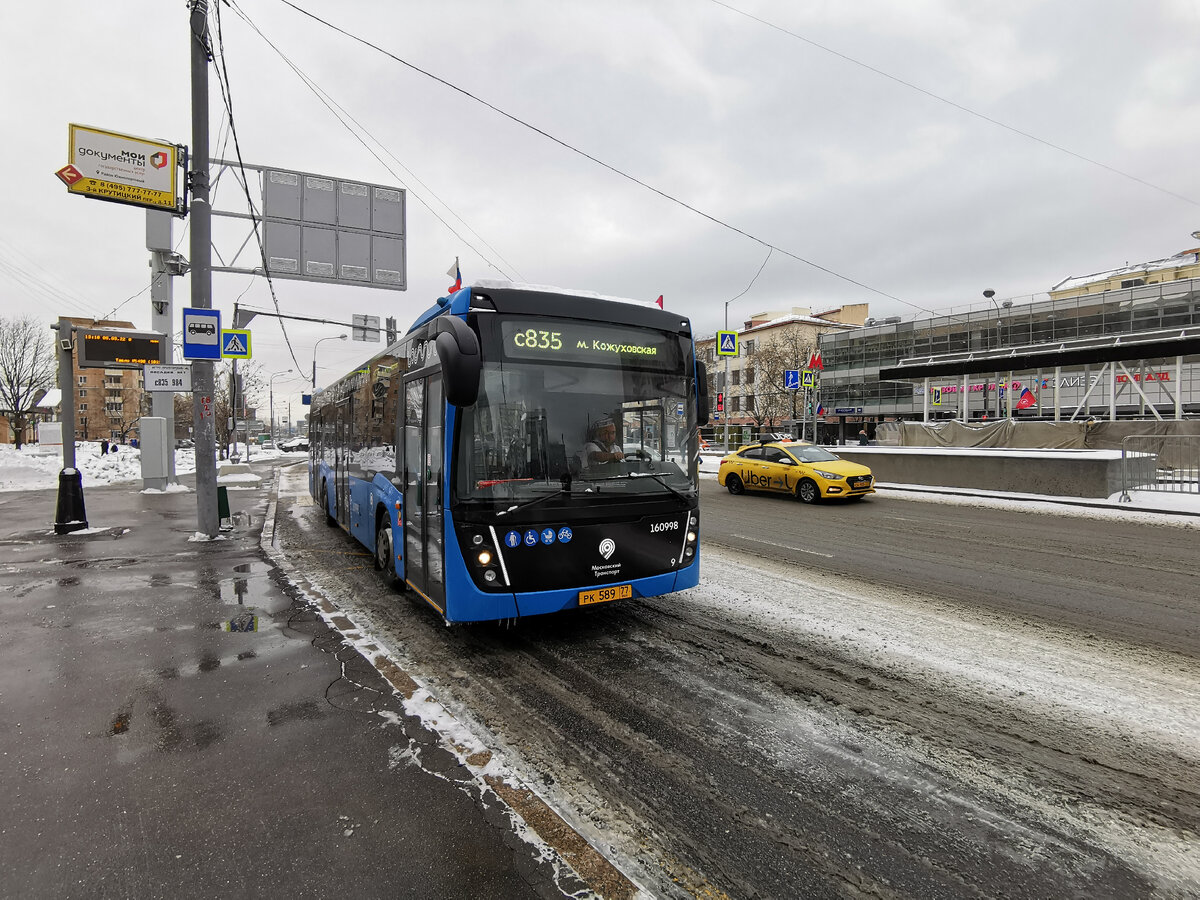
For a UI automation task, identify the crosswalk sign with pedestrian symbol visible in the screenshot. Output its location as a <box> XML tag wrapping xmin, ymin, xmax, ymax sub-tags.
<box><xmin>220</xmin><ymin>329</ymin><xmax>252</xmax><ymax>359</ymax></box>
<box><xmin>717</xmin><ymin>331</ymin><xmax>738</xmax><ymax>357</ymax></box>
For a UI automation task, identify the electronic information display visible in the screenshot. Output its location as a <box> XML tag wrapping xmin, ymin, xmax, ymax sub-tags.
<box><xmin>76</xmin><ymin>328</ymin><xmax>167</xmax><ymax>369</ymax></box>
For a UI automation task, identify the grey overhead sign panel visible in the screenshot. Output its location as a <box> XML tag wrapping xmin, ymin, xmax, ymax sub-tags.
<box><xmin>251</xmin><ymin>164</ymin><xmax>406</xmax><ymax>291</ymax></box>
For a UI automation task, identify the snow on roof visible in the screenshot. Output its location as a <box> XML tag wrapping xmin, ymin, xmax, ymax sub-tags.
<box><xmin>36</xmin><ymin>389</ymin><xmax>61</xmax><ymax>408</ymax></box>
<box><xmin>742</xmin><ymin>312</ymin><xmax>860</xmax><ymax>333</ymax></box>
<box><xmin>1052</xmin><ymin>247</ymin><xmax>1200</xmax><ymax>292</ymax></box>
<box><xmin>471</xmin><ymin>279</ymin><xmax>657</xmax><ymax>308</ymax></box>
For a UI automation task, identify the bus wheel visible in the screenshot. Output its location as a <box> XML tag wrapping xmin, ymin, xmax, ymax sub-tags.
<box><xmin>726</xmin><ymin>474</ymin><xmax>745</xmax><ymax>495</ymax></box>
<box><xmin>796</xmin><ymin>478</ymin><xmax>820</xmax><ymax>504</ymax></box>
<box><xmin>374</xmin><ymin>519</ymin><xmax>400</xmax><ymax>588</ymax></box>
<box><xmin>321</xmin><ymin>483</ymin><xmax>336</xmax><ymax>526</ymax></box>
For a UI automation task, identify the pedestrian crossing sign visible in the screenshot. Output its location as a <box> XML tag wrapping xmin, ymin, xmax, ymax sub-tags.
<box><xmin>220</xmin><ymin>329</ymin><xmax>252</xmax><ymax>359</ymax></box>
<box><xmin>717</xmin><ymin>331</ymin><xmax>738</xmax><ymax>357</ymax></box>
<box><xmin>931</xmin><ymin>386</ymin><xmax>942</xmax><ymax>406</ymax></box>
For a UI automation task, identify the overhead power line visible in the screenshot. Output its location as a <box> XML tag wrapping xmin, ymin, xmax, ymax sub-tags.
<box><xmin>706</xmin><ymin>0</ymin><xmax>1198</xmax><ymax>208</ymax></box>
<box><xmin>273</xmin><ymin>1</ymin><xmax>940</xmax><ymax>316</ymax></box>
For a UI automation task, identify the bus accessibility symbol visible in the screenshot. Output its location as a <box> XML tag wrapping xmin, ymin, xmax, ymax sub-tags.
<box><xmin>505</xmin><ymin>531</ymin><xmax>521</xmax><ymax>548</ymax></box>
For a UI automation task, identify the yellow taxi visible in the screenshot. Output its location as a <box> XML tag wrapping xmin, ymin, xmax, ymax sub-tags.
<box><xmin>717</xmin><ymin>440</ymin><xmax>875</xmax><ymax>503</ymax></box>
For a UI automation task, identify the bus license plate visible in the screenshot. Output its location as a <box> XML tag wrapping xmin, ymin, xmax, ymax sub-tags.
<box><xmin>578</xmin><ymin>584</ymin><xmax>632</xmax><ymax>606</ymax></box>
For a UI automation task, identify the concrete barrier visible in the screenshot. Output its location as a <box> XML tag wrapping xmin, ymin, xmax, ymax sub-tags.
<box><xmin>831</xmin><ymin>446</ymin><xmax>1155</xmax><ymax>498</ymax></box>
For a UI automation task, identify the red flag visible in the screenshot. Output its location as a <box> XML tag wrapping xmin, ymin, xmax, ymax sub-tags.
<box><xmin>655</xmin><ymin>295</ymin><xmax>664</xmax><ymax>309</ymax></box>
<box><xmin>1016</xmin><ymin>387</ymin><xmax>1037</xmax><ymax>410</ymax></box>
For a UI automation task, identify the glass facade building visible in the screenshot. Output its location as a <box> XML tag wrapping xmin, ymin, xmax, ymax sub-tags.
<box><xmin>819</xmin><ymin>277</ymin><xmax>1200</xmax><ymax>421</ymax></box>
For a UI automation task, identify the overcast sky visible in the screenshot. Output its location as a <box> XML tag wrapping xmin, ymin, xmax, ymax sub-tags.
<box><xmin>3</xmin><ymin>0</ymin><xmax>1199</xmax><ymax>414</ymax></box>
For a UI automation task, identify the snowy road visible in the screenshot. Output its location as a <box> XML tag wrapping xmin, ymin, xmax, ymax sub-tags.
<box><xmin>273</xmin><ymin>467</ymin><xmax>1200</xmax><ymax>898</ymax></box>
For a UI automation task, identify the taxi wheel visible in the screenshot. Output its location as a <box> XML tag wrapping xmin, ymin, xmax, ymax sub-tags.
<box><xmin>796</xmin><ymin>478</ymin><xmax>820</xmax><ymax>504</ymax></box>
<box><xmin>726</xmin><ymin>474</ymin><xmax>745</xmax><ymax>495</ymax></box>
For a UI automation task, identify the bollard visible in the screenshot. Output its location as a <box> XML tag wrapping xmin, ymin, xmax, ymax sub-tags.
<box><xmin>54</xmin><ymin>468</ymin><xmax>89</xmax><ymax>535</ymax></box>
<box><xmin>217</xmin><ymin>484</ymin><xmax>232</xmax><ymax>531</ymax></box>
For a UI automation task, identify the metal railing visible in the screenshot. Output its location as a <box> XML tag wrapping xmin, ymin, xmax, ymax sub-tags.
<box><xmin>1120</xmin><ymin>435</ymin><xmax>1200</xmax><ymax>501</ymax></box>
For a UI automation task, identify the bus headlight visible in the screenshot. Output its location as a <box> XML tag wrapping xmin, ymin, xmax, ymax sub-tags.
<box><xmin>686</xmin><ymin>531</ymin><xmax>696</xmax><ymax>543</ymax></box>
<box><xmin>477</xmin><ymin>550</ymin><xmax>493</xmax><ymax>566</ymax></box>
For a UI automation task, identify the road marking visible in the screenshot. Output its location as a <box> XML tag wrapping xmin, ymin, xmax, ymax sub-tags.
<box><xmin>730</xmin><ymin>534</ymin><xmax>835</xmax><ymax>558</ymax></box>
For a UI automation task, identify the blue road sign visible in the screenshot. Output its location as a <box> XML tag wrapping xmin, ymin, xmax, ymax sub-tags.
<box><xmin>716</xmin><ymin>331</ymin><xmax>738</xmax><ymax>357</ymax></box>
<box><xmin>785</xmin><ymin>369</ymin><xmax>800</xmax><ymax>390</ymax></box>
<box><xmin>182</xmin><ymin>308</ymin><xmax>221</xmax><ymax>360</ymax></box>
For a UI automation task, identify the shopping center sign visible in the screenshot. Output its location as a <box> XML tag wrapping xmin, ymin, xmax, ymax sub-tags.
<box><xmin>56</xmin><ymin>124</ymin><xmax>183</xmax><ymax>214</ymax></box>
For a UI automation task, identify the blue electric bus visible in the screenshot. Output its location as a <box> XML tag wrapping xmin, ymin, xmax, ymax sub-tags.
<box><xmin>308</xmin><ymin>281</ymin><xmax>710</xmax><ymax>623</ymax></box>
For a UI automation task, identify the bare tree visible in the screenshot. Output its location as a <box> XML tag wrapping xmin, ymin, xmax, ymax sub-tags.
<box><xmin>747</xmin><ymin>335</ymin><xmax>814</xmax><ymax>428</ymax></box>
<box><xmin>0</xmin><ymin>316</ymin><xmax>56</xmax><ymax>449</ymax></box>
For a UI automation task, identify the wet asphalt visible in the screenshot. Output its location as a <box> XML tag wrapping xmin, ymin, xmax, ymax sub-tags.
<box><xmin>0</xmin><ymin>463</ymin><xmax>575</xmax><ymax>899</ymax></box>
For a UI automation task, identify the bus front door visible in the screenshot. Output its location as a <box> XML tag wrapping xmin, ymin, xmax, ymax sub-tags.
<box><xmin>335</xmin><ymin>400</ymin><xmax>349</xmax><ymax>526</ymax></box>
<box><xmin>403</xmin><ymin>375</ymin><xmax>445</xmax><ymax>612</ymax></box>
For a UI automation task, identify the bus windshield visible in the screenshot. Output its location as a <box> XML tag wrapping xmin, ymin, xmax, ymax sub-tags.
<box><xmin>454</xmin><ymin>314</ymin><xmax>699</xmax><ymax>504</ymax></box>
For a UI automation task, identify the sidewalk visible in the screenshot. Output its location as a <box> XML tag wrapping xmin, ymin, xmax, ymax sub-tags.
<box><xmin>0</xmin><ymin>466</ymin><xmax>584</xmax><ymax>899</ymax></box>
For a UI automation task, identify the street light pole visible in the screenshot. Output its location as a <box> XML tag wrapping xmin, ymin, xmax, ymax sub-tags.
<box><xmin>269</xmin><ymin>369</ymin><xmax>293</xmax><ymax>444</ymax></box>
<box><xmin>312</xmin><ymin>334</ymin><xmax>348</xmax><ymax>392</ymax></box>
<box><xmin>984</xmin><ymin>290</ymin><xmax>1013</xmax><ymax>418</ymax></box>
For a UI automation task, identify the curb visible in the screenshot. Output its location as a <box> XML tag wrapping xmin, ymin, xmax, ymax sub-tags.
<box><xmin>875</xmin><ymin>482</ymin><xmax>1200</xmax><ymax>517</ymax></box>
<box><xmin>258</xmin><ymin>466</ymin><xmax>641</xmax><ymax>900</ymax></box>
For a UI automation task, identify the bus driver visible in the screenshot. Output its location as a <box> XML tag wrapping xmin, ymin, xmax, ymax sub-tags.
<box><xmin>585</xmin><ymin>418</ymin><xmax>625</xmax><ymax>466</ymax></box>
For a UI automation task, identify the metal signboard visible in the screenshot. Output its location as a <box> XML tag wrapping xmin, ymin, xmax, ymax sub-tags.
<box><xmin>802</xmin><ymin>370</ymin><xmax>815</xmax><ymax>389</ymax></box>
<box><xmin>182</xmin><ymin>308</ymin><xmax>221</xmax><ymax>360</ymax></box>
<box><xmin>76</xmin><ymin>328</ymin><xmax>166</xmax><ymax>369</ymax></box>
<box><xmin>59</xmin><ymin>124</ymin><xmax>181</xmax><ymax>213</ymax></box>
<box><xmin>931</xmin><ymin>387</ymin><xmax>942</xmax><ymax>406</ymax></box>
<box><xmin>717</xmin><ymin>331</ymin><xmax>738</xmax><ymax>357</ymax></box>
<box><xmin>221</xmin><ymin>329</ymin><xmax>252</xmax><ymax>359</ymax></box>
<box><xmin>352</xmin><ymin>314</ymin><xmax>381</xmax><ymax>342</ymax></box>
<box><xmin>144</xmin><ymin>364</ymin><xmax>193</xmax><ymax>392</ymax></box>
<box><xmin>784</xmin><ymin>370</ymin><xmax>800</xmax><ymax>390</ymax></box>
<box><xmin>834</xmin><ymin>407</ymin><xmax>864</xmax><ymax>415</ymax></box>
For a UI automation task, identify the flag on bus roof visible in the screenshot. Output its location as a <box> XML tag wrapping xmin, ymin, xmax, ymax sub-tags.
<box><xmin>447</xmin><ymin>257</ymin><xmax>461</xmax><ymax>293</ymax></box>
<box><xmin>1016</xmin><ymin>387</ymin><xmax>1037</xmax><ymax>410</ymax></box>
<box><xmin>655</xmin><ymin>295</ymin><xmax>664</xmax><ymax>309</ymax></box>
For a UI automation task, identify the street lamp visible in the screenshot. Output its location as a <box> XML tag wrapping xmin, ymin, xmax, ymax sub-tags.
<box><xmin>269</xmin><ymin>369</ymin><xmax>293</xmax><ymax>444</ymax></box>
<box><xmin>984</xmin><ymin>290</ymin><xmax>1013</xmax><ymax>417</ymax></box>
<box><xmin>312</xmin><ymin>334</ymin><xmax>348</xmax><ymax>392</ymax></box>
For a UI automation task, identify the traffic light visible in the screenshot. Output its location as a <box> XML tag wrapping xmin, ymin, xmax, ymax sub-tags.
<box><xmin>716</xmin><ymin>392</ymin><xmax>724</xmax><ymax>413</ymax></box>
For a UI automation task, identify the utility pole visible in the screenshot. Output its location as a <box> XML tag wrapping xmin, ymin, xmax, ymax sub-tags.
<box><xmin>188</xmin><ymin>0</ymin><xmax>219</xmax><ymax>537</ymax></box>
<box><xmin>147</xmin><ymin>210</ymin><xmax>183</xmax><ymax>483</ymax></box>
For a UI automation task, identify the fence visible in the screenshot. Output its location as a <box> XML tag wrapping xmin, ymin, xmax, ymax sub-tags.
<box><xmin>1120</xmin><ymin>435</ymin><xmax>1200</xmax><ymax>501</ymax></box>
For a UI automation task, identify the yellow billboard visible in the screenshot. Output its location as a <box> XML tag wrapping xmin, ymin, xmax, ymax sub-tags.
<box><xmin>58</xmin><ymin>124</ymin><xmax>181</xmax><ymax>213</ymax></box>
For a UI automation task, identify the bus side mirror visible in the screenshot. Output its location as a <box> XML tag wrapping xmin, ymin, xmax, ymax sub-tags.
<box><xmin>695</xmin><ymin>360</ymin><xmax>710</xmax><ymax>426</ymax></box>
<box><xmin>435</xmin><ymin>317</ymin><xmax>480</xmax><ymax>407</ymax></box>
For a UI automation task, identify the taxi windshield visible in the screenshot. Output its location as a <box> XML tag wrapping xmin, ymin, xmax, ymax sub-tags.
<box><xmin>786</xmin><ymin>445</ymin><xmax>841</xmax><ymax>463</ymax></box>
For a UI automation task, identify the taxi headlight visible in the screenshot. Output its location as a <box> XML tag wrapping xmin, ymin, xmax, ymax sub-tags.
<box><xmin>814</xmin><ymin>469</ymin><xmax>840</xmax><ymax>480</ymax></box>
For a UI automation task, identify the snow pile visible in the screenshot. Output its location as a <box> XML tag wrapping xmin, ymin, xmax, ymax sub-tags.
<box><xmin>0</xmin><ymin>441</ymin><xmax>300</xmax><ymax>492</ymax></box>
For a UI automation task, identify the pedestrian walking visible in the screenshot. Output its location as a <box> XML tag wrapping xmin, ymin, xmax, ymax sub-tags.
<box><xmin>100</xmin><ymin>439</ymin><xmax>109</xmax><ymax>455</ymax></box>
<box><xmin>858</xmin><ymin>428</ymin><xmax>869</xmax><ymax>445</ymax></box>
